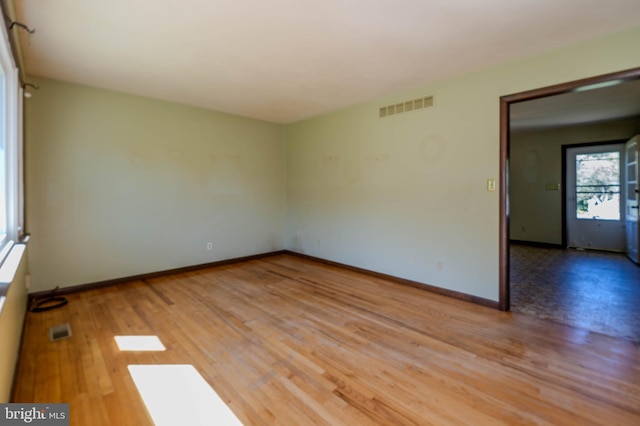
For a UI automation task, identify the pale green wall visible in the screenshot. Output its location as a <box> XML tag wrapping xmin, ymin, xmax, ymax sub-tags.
<box><xmin>26</xmin><ymin>79</ymin><xmax>286</xmax><ymax>292</ymax></box>
<box><xmin>286</xmin><ymin>26</ymin><xmax>640</xmax><ymax>301</ymax></box>
<box><xmin>24</xmin><ymin>26</ymin><xmax>640</xmax><ymax>300</ymax></box>
<box><xmin>510</xmin><ymin>120</ymin><xmax>639</xmax><ymax>244</ymax></box>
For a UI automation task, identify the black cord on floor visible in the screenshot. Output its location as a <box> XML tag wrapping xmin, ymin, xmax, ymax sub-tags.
<box><xmin>30</xmin><ymin>286</ymin><xmax>68</xmax><ymax>312</ymax></box>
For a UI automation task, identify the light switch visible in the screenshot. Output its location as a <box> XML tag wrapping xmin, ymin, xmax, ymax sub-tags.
<box><xmin>487</xmin><ymin>179</ymin><xmax>496</xmax><ymax>192</ymax></box>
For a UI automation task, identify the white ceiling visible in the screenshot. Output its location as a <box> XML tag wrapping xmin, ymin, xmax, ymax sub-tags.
<box><xmin>10</xmin><ymin>0</ymin><xmax>640</xmax><ymax>124</ymax></box>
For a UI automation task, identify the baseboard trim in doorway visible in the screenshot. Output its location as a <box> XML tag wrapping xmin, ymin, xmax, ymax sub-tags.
<box><xmin>510</xmin><ymin>240</ymin><xmax>564</xmax><ymax>249</ymax></box>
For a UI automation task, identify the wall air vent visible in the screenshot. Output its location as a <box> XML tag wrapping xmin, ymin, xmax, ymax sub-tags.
<box><xmin>380</xmin><ymin>95</ymin><xmax>434</xmax><ymax>118</ymax></box>
<box><xmin>404</xmin><ymin>100</ymin><xmax>414</xmax><ymax>112</ymax></box>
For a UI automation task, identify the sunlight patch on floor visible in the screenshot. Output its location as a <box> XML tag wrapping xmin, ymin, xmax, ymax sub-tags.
<box><xmin>115</xmin><ymin>335</ymin><xmax>166</xmax><ymax>351</ymax></box>
<box><xmin>128</xmin><ymin>364</ymin><xmax>243</xmax><ymax>426</ymax></box>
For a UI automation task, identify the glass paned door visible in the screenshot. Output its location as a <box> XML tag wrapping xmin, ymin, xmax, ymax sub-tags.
<box><xmin>566</xmin><ymin>144</ymin><xmax>626</xmax><ymax>252</ymax></box>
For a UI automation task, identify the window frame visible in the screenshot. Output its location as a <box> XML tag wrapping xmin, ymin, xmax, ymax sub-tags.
<box><xmin>0</xmin><ymin>16</ymin><xmax>24</xmax><ymax>256</ymax></box>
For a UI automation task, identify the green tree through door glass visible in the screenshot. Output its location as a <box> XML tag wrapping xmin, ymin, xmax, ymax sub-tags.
<box><xmin>575</xmin><ymin>151</ymin><xmax>620</xmax><ymax>220</ymax></box>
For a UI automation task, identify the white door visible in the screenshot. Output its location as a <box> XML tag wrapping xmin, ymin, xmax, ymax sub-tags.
<box><xmin>566</xmin><ymin>144</ymin><xmax>626</xmax><ymax>251</ymax></box>
<box><xmin>626</xmin><ymin>135</ymin><xmax>639</xmax><ymax>264</ymax></box>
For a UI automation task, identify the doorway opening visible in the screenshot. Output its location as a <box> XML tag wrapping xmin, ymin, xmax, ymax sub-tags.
<box><xmin>499</xmin><ymin>67</ymin><xmax>640</xmax><ymax>330</ymax></box>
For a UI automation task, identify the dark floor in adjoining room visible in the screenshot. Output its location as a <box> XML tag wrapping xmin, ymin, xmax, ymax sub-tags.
<box><xmin>510</xmin><ymin>244</ymin><xmax>640</xmax><ymax>343</ymax></box>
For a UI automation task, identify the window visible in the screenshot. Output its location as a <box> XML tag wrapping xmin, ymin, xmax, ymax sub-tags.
<box><xmin>0</xmin><ymin>16</ymin><xmax>23</xmax><ymax>254</ymax></box>
<box><xmin>0</xmin><ymin>65</ymin><xmax>6</xmax><ymax>245</ymax></box>
<box><xmin>575</xmin><ymin>151</ymin><xmax>621</xmax><ymax>220</ymax></box>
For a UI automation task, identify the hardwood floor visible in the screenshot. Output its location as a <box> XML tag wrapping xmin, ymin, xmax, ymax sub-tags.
<box><xmin>12</xmin><ymin>254</ymin><xmax>640</xmax><ymax>425</ymax></box>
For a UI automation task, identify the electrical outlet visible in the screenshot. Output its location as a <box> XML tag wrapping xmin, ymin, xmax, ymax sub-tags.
<box><xmin>206</xmin><ymin>242</ymin><xmax>213</xmax><ymax>251</ymax></box>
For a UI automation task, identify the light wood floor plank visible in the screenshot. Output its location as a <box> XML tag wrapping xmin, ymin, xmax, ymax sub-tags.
<box><xmin>11</xmin><ymin>254</ymin><xmax>640</xmax><ymax>425</ymax></box>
